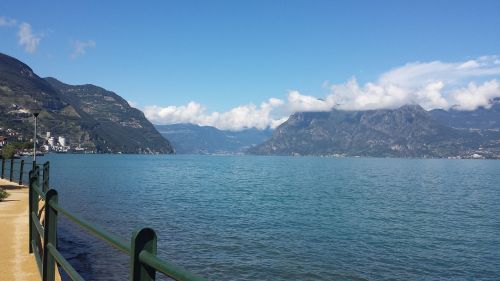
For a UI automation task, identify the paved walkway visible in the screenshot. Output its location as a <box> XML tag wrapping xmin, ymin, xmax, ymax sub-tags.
<box><xmin>0</xmin><ymin>178</ymin><xmax>40</xmax><ymax>280</ymax></box>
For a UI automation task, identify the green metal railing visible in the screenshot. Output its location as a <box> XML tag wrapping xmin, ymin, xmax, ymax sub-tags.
<box><xmin>1</xmin><ymin>158</ymin><xmax>43</xmax><ymax>185</ymax></box>
<box><xmin>28</xmin><ymin>163</ymin><xmax>206</xmax><ymax>281</ymax></box>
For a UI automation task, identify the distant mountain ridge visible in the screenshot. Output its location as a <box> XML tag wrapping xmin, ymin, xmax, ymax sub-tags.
<box><xmin>3</xmin><ymin>52</ymin><xmax>498</xmax><ymax>157</ymax></box>
<box><xmin>249</xmin><ymin>104</ymin><xmax>500</xmax><ymax>158</ymax></box>
<box><xmin>430</xmin><ymin>98</ymin><xmax>500</xmax><ymax>129</ymax></box>
<box><xmin>156</xmin><ymin>123</ymin><xmax>272</xmax><ymax>154</ymax></box>
<box><xmin>0</xmin><ymin>52</ymin><xmax>173</xmax><ymax>154</ymax></box>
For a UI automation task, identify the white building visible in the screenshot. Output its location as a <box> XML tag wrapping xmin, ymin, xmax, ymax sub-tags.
<box><xmin>58</xmin><ymin>136</ymin><xmax>66</xmax><ymax>147</ymax></box>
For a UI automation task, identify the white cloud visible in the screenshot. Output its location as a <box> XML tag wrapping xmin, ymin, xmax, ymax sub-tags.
<box><xmin>458</xmin><ymin>60</ymin><xmax>480</xmax><ymax>69</ymax></box>
<box><xmin>325</xmin><ymin>56</ymin><xmax>500</xmax><ymax>111</ymax></box>
<box><xmin>0</xmin><ymin>16</ymin><xmax>17</xmax><ymax>27</ymax></box>
<box><xmin>286</xmin><ymin>90</ymin><xmax>332</xmax><ymax>112</ymax></box>
<box><xmin>127</xmin><ymin>100</ymin><xmax>138</xmax><ymax>108</ymax></box>
<box><xmin>379</xmin><ymin>58</ymin><xmax>500</xmax><ymax>88</ymax></box>
<box><xmin>144</xmin><ymin>98</ymin><xmax>285</xmax><ymax>131</ymax></box>
<box><xmin>71</xmin><ymin>40</ymin><xmax>96</xmax><ymax>58</ymax></box>
<box><xmin>451</xmin><ymin>80</ymin><xmax>500</xmax><ymax>110</ymax></box>
<box><xmin>17</xmin><ymin>22</ymin><xmax>41</xmax><ymax>53</ymax></box>
<box><xmin>144</xmin><ymin>56</ymin><xmax>500</xmax><ymax>130</ymax></box>
<box><xmin>0</xmin><ymin>17</ymin><xmax>44</xmax><ymax>54</ymax></box>
<box><xmin>415</xmin><ymin>81</ymin><xmax>449</xmax><ymax>110</ymax></box>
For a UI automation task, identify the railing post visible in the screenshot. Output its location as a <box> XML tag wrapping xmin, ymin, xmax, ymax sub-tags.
<box><xmin>31</xmin><ymin>167</ymin><xmax>41</xmax><ymax>254</ymax></box>
<box><xmin>43</xmin><ymin>161</ymin><xmax>50</xmax><ymax>192</ymax></box>
<box><xmin>9</xmin><ymin>158</ymin><xmax>14</xmax><ymax>181</ymax></box>
<box><xmin>1</xmin><ymin>158</ymin><xmax>5</xmax><ymax>179</ymax></box>
<box><xmin>42</xmin><ymin>189</ymin><xmax>58</xmax><ymax>281</ymax></box>
<box><xmin>130</xmin><ymin>228</ymin><xmax>157</xmax><ymax>281</ymax></box>
<box><xmin>19</xmin><ymin>160</ymin><xmax>24</xmax><ymax>185</ymax></box>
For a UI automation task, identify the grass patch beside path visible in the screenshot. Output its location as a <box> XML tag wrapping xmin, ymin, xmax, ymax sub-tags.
<box><xmin>0</xmin><ymin>189</ymin><xmax>9</xmax><ymax>201</ymax></box>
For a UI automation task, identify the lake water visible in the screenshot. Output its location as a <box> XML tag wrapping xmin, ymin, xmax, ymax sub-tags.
<box><xmin>35</xmin><ymin>154</ymin><xmax>499</xmax><ymax>280</ymax></box>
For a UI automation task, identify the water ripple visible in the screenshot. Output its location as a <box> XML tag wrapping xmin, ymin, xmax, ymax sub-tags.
<box><xmin>40</xmin><ymin>155</ymin><xmax>500</xmax><ymax>280</ymax></box>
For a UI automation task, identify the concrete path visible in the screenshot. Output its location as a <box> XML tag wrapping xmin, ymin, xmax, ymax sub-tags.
<box><xmin>0</xmin><ymin>178</ymin><xmax>41</xmax><ymax>280</ymax></box>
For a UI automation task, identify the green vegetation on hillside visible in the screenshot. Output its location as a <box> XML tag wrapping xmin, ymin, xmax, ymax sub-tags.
<box><xmin>0</xmin><ymin>52</ymin><xmax>173</xmax><ymax>154</ymax></box>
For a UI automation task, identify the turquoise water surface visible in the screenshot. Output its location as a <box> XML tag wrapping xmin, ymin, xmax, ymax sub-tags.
<box><xmin>37</xmin><ymin>154</ymin><xmax>499</xmax><ymax>280</ymax></box>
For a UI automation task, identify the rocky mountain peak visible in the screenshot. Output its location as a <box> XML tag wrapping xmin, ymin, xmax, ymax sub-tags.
<box><xmin>249</xmin><ymin>104</ymin><xmax>500</xmax><ymax>158</ymax></box>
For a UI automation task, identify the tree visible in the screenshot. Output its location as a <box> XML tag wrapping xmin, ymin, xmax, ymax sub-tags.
<box><xmin>1</xmin><ymin>143</ymin><xmax>15</xmax><ymax>159</ymax></box>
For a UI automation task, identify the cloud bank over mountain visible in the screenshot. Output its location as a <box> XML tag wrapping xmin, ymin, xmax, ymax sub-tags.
<box><xmin>144</xmin><ymin>98</ymin><xmax>287</xmax><ymax>131</ymax></box>
<box><xmin>326</xmin><ymin>56</ymin><xmax>500</xmax><ymax>111</ymax></box>
<box><xmin>144</xmin><ymin>57</ymin><xmax>500</xmax><ymax>131</ymax></box>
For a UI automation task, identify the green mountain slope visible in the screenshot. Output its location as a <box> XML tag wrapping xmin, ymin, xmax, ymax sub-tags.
<box><xmin>0</xmin><ymin>52</ymin><xmax>173</xmax><ymax>154</ymax></box>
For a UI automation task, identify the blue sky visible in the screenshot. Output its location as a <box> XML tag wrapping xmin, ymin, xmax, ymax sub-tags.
<box><xmin>1</xmin><ymin>1</ymin><xmax>500</xmax><ymax>130</ymax></box>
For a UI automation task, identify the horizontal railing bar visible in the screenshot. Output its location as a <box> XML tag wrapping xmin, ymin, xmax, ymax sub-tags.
<box><xmin>31</xmin><ymin>240</ymin><xmax>43</xmax><ymax>277</ymax></box>
<box><xmin>47</xmin><ymin>243</ymin><xmax>85</xmax><ymax>281</ymax></box>
<box><xmin>31</xmin><ymin>212</ymin><xmax>44</xmax><ymax>241</ymax></box>
<box><xmin>26</xmin><ymin>162</ymin><xmax>205</xmax><ymax>281</ymax></box>
<box><xmin>7</xmin><ymin>160</ymin><xmax>42</xmax><ymax>165</ymax></box>
<box><xmin>139</xmin><ymin>251</ymin><xmax>206</xmax><ymax>281</ymax></box>
<box><xmin>32</xmin><ymin>184</ymin><xmax>46</xmax><ymax>200</ymax></box>
<box><xmin>49</xmin><ymin>201</ymin><xmax>130</xmax><ymax>254</ymax></box>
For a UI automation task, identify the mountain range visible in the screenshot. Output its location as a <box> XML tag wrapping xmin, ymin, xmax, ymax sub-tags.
<box><xmin>156</xmin><ymin>123</ymin><xmax>272</xmax><ymax>154</ymax></box>
<box><xmin>249</xmin><ymin>104</ymin><xmax>500</xmax><ymax>158</ymax></box>
<box><xmin>429</xmin><ymin>101</ymin><xmax>500</xmax><ymax>129</ymax></box>
<box><xmin>0</xmin><ymin>52</ymin><xmax>173</xmax><ymax>154</ymax></box>
<box><xmin>2</xmin><ymin>52</ymin><xmax>499</xmax><ymax>158</ymax></box>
